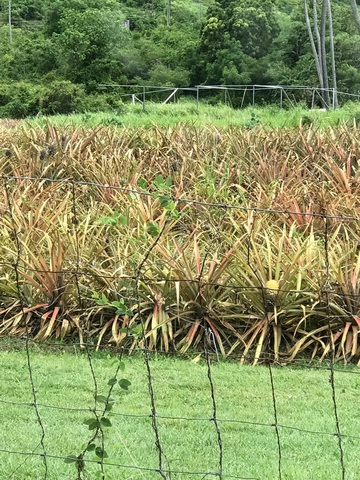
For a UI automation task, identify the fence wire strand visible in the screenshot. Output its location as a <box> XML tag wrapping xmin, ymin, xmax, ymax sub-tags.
<box><xmin>3</xmin><ymin>178</ymin><xmax>49</xmax><ymax>480</ymax></box>
<box><xmin>324</xmin><ymin>217</ymin><xmax>346</xmax><ymax>480</ymax></box>
<box><xmin>1</xmin><ymin>174</ymin><xmax>359</xmax><ymax>479</ymax></box>
<box><xmin>134</xmin><ymin>222</ymin><xmax>171</xmax><ymax>480</ymax></box>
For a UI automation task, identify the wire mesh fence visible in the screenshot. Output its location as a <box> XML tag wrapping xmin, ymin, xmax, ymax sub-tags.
<box><xmin>2</xmin><ymin>342</ymin><xmax>358</xmax><ymax>480</ymax></box>
<box><xmin>98</xmin><ymin>84</ymin><xmax>360</xmax><ymax>109</ymax></box>
<box><xmin>0</xmin><ymin>172</ymin><xmax>359</xmax><ymax>479</ymax></box>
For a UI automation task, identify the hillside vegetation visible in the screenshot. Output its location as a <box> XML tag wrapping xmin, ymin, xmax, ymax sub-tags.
<box><xmin>0</xmin><ymin>0</ymin><xmax>359</xmax><ymax>116</ymax></box>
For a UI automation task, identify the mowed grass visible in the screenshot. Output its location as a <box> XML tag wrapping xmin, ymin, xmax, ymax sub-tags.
<box><xmin>0</xmin><ymin>341</ymin><xmax>360</xmax><ymax>480</ymax></box>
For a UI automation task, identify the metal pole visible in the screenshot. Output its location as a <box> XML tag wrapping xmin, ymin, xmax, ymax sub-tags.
<box><xmin>142</xmin><ymin>86</ymin><xmax>146</xmax><ymax>112</ymax></box>
<box><xmin>8</xmin><ymin>0</ymin><xmax>12</xmax><ymax>44</ymax></box>
<box><xmin>252</xmin><ymin>85</ymin><xmax>255</xmax><ymax>107</ymax></box>
<box><xmin>196</xmin><ymin>86</ymin><xmax>199</xmax><ymax>110</ymax></box>
<box><xmin>166</xmin><ymin>0</ymin><xmax>171</xmax><ymax>26</ymax></box>
<box><xmin>280</xmin><ymin>88</ymin><xmax>283</xmax><ymax>109</ymax></box>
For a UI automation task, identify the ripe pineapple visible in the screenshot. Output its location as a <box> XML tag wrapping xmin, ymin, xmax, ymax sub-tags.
<box><xmin>265</xmin><ymin>280</ymin><xmax>279</xmax><ymax>312</ymax></box>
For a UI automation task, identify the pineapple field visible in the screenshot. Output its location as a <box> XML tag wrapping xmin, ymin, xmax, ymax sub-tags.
<box><xmin>1</xmin><ymin>119</ymin><xmax>360</xmax><ymax>363</ymax></box>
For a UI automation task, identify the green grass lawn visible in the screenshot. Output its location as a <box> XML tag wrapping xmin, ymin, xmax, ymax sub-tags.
<box><xmin>0</xmin><ymin>340</ymin><xmax>360</xmax><ymax>480</ymax></box>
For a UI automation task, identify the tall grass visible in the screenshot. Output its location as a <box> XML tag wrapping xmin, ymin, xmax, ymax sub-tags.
<box><xmin>21</xmin><ymin>100</ymin><xmax>360</xmax><ymax>129</ymax></box>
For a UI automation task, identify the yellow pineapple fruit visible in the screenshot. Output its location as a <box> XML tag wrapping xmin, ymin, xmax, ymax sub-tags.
<box><xmin>265</xmin><ymin>279</ymin><xmax>279</xmax><ymax>312</ymax></box>
<box><xmin>265</xmin><ymin>279</ymin><xmax>279</xmax><ymax>294</ymax></box>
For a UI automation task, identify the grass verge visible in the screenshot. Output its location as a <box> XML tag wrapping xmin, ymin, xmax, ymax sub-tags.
<box><xmin>23</xmin><ymin>100</ymin><xmax>360</xmax><ymax>129</ymax></box>
<box><xmin>0</xmin><ymin>339</ymin><xmax>359</xmax><ymax>479</ymax></box>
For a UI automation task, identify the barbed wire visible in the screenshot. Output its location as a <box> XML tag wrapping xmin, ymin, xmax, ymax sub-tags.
<box><xmin>1</xmin><ymin>174</ymin><xmax>359</xmax><ymax>221</ymax></box>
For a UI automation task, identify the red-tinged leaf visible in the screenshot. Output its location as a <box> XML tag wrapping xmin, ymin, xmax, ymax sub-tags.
<box><xmin>23</xmin><ymin>304</ymin><xmax>47</xmax><ymax>313</ymax></box>
<box><xmin>241</xmin><ymin>319</ymin><xmax>266</xmax><ymax>364</ymax></box>
<box><xmin>179</xmin><ymin>318</ymin><xmax>201</xmax><ymax>352</ymax></box>
<box><xmin>332</xmin><ymin>331</ymin><xmax>343</xmax><ymax>343</ymax></box>
<box><xmin>173</xmin><ymin>238</ymin><xmax>183</xmax><ymax>257</ymax></box>
<box><xmin>340</xmin><ymin>322</ymin><xmax>352</xmax><ymax>360</ymax></box>
<box><xmin>43</xmin><ymin>307</ymin><xmax>61</xmax><ymax>339</ymax></box>
<box><xmin>353</xmin><ymin>315</ymin><xmax>360</xmax><ymax>328</ymax></box>
<box><xmin>352</xmin><ymin>325</ymin><xmax>359</xmax><ymax>357</ymax></box>
<box><xmin>345</xmin><ymin>328</ymin><xmax>353</xmax><ymax>357</ymax></box>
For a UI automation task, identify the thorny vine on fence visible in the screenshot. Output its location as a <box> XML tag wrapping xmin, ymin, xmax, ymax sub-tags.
<box><xmin>134</xmin><ymin>219</ymin><xmax>172</xmax><ymax>480</ymax></box>
<box><xmin>323</xmin><ymin>216</ymin><xmax>346</xmax><ymax>480</ymax></box>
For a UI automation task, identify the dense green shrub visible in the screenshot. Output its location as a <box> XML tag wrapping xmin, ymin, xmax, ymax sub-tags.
<box><xmin>0</xmin><ymin>81</ymin><xmax>88</xmax><ymax>118</ymax></box>
<box><xmin>79</xmin><ymin>92</ymin><xmax>129</xmax><ymax>114</ymax></box>
<box><xmin>39</xmin><ymin>81</ymin><xmax>85</xmax><ymax>115</ymax></box>
<box><xmin>0</xmin><ymin>82</ymin><xmax>43</xmax><ymax>118</ymax></box>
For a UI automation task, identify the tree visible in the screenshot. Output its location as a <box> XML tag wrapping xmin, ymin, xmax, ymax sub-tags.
<box><xmin>195</xmin><ymin>0</ymin><xmax>279</xmax><ymax>85</ymax></box>
<box><xmin>44</xmin><ymin>0</ymin><xmax>128</xmax><ymax>88</ymax></box>
<box><xmin>272</xmin><ymin>0</ymin><xmax>360</xmax><ymax>97</ymax></box>
<box><xmin>0</xmin><ymin>27</ymin><xmax>56</xmax><ymax>82</ymax></box>
<box><xmin>116</xmin><ymin>0</ymin><xmax>164</xmax><ymax>31</ymax></box>
<box><xmin>326</xmin><ymin>0</ymin><xmax>337</xmax><ymax>107</ymax></box>
<box><xmin>303</xmin><ymin>0</ymin><xmax>337</xmax><ymax>108</ymax></box>
<box><xmin>350</xmin><ymin>0</ymin><xmax>360</xmax><ymax>33</ymax></box>
<box><xmin>230</xmin><ymin>0</ymin><xmax>279</xmax><ymax>59</ymax></box>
